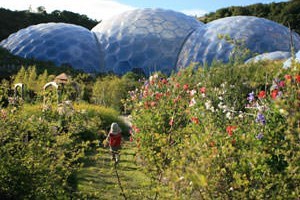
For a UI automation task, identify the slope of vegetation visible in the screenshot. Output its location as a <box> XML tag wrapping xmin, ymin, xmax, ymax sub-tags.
<box><xmin>0</xmin><ymin>7</ymin><xmax>98</xmax><ymax>42</ymax></box>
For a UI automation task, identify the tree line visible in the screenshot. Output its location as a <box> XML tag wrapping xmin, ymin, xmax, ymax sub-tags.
<box><xmin>199</xmin><ymin>0</ymin><xmax>300</xmax><ymax>34</ymax></box>
<box><xmin>0</xmin><ymin>7</ymin><xmax>99</xmax><ymax>41</ymax></box>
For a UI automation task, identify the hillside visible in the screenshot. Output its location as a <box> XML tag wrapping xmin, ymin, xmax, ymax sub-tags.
<box><xmin>0</xmin><ymin>7</ymin><xmax>99</xmax><ymax>41</ymax></box>
<box><xmin>199</xmin><ymin>1</ymin><xmax>300</xmax><ymax>34</ymax></box>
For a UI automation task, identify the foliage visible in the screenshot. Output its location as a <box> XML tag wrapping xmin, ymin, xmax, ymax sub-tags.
<box><xmin>92</xmin><ymin>73</ymin><xmax>143</xmax><ymax>112</ymax></box>
<box><xmin>0</xmin><ymin>100</ymin><xmax>128</xmax><ymax>199</ymax></box>
<box><xmin>0</xmin><ymin>7</ymin><xmax>98</xmax><ymax>42</ymax></box>
<box><xmin>128</xmin><ymin>61</ymin><xmax>300</xmax><ymax>199</ymax></box>
<box><xmin>199</xmin><ymin>1</ymin><xmax>300</xmax><ymax>34</ymax></box>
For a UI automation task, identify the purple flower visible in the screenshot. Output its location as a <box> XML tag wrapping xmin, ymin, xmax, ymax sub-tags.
<box><xmin>247</xmin><ymin>91</ymin><xmax>255</xmax><ymax>103</ymax></box>
<box><xmin>256</xmin><ymin>113</ymin><xmax>266</xmax><ymax>125</ymax></box>
<box><xmin>256</xmin><ymin>132</ymin><xmax>264</xmax><ymax>140</ymax></box>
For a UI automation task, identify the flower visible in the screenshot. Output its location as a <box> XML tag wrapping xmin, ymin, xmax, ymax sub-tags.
<box><xmin>256</xmin><ymin>132</ymin><xmax>264</xmax><ymax>140</ymax></box>
<box><xmin>226</xmin><ymin>126</ymin><xmax>237</xmax><ymax>137</ymax></box>
<box><xmin>161</xmin><ymin>78</ymin><xmax>168</xmax><ymax>84</ymax></box>
<box><xmin>200</xmin><ymin>87</ymin><xmax>206</xmax><ymax>94</ymax></box>
<box><xmin>256</xmin><ymin>113</ymin><xmax>266</xmax><ymax>125</ymax></box>
<box><xmin>257</xmin><ymin>91</ymin><xmax>266</xmax><ymax>99</ymax></box>
<box><xmin>271</xmin><ymin>89</ymin><xmax>279</xmax><ymax>99</ymax></box>
<box><xmin>278</xmin><ymin>81</ymin><xmax>285</xmax><ymax>88</ymax></box>
<box><xmin>183</xmin><ymin>84</ymin><xmax>189</xmax><ymax>90</ymax></box>
<box><xmin>169</xmin><ymin>118</ymin><xmax>174</xmax><ymax>126</ymax></box>
<box><xmin>190</xmin><ymin>89</ymin><xmax>197</xmax><ymax>96</ymax></box>
<box><xmin>296</xmin><ymin>75</ymin><xmax>300</xmax><ymax>83</ymax></box>
<box><xmin>247</xmin><ymin>91</ymin><xmax>255</xmax><ymax>103</ymax></box>
<box><xmin>189</xmin><ymin>98</ymin><xmax>196</xmax><ymax>107</ymax></box>
<box><xmin>191</xmin><ymin>117</ymin><xmax>199</xmax><ymax>124</ymax></box>
<box><xmin>284</xmin><ymin>74</ymin><xmax>292</xmax><ymax>80</ymax></box>
<box><xmin>150</xmin><ymin>101</ymin><xmax>157</xmax><ymax>107</ymax></box>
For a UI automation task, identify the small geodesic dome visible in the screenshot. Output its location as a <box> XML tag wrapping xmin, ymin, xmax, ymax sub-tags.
<box><xmin>177</xmin><ymin>16</ymin><xmax>300</xmax><ymax>69</ymax></box>
<box><xmin>92</xmin><ymin>8</ymin><xmax>202</xmax><ymax>76</ymax></box>
<box><xmin>283</xmin><ymin>50</ymin><xmax>300</xmax><ymax>68</ymax></box>
<box><xmin>0</xmin><ymin>23</ymin><xmax>102</xmax><ymax>73</ymax></box>
<box><xmin>245</xmin><ymin>51</ymin><xmax>291</xmax><ymax>63</ymax></box>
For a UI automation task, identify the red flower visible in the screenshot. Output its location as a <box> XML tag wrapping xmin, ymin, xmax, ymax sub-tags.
<box><xmin>296</xmin><ymin>75</ymin><xmax>300</xmax><ymax>83</ymax></box>
<box><xmin>130</xmin><ymin>136</ymin><xmax>133</xmax><ymax>142</ymax></box>
<box><xmin>200</xmin><ymin>87</ymin><xmax>206</xmax><ymax>94</ymax></box>
<box><xmin>191</xmin><ymin>117</ymin><xmax>199</xmax><ymax>124</ymax></box>
<box><xmin>284</xmin><ymin>74</ymin><xmax>292</xmax><ymax>80</ymax></box>
<box><xmin>175</xmin><ymin>83</ymin><xmax>180</xmax><ymax>88</ymax></box>
<box><xmin>226</xmin><ymin>125</ymin><xmax>237</xmax><ymax>137</ymax></box>
<box><xmin>155</xmin><ymin>92</ymin><xmax>163</xmax><ymax>100</ymax></box>
<box><xmin>209</xmin><ymin>141</ymin><xmax>215</xmax><ymax>147</ymax></box>
<box><xmin>271</xmin><ymin>89</ymin><xmax>279</xmax><ymax>99</ymax></box>
<box><xmin>257</xmin><ymin>91</ymin><xmax>266</xmax><ymax>99</ymax></box>
<box><xmin>183</xmin><ymin>84</ymin><xmax>189</xmax><ymax>90</ymax></box>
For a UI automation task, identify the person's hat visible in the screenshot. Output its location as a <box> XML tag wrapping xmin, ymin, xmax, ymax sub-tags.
<box><xmin>110</xmin><ymin>122</ymin><xmax>121</xmax><ymax>135</ymax></box>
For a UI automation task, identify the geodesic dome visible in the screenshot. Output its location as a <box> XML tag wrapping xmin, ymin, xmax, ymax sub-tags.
<box><xmin>283</xmin><ymin>50</ymin><xmax>300</xmax><ymax>68</ymax></box>
<box><xmin>92</xmin><ymin>8</ymin><xmax>202</xmax><ymax>76</ymax></box>
<box><xmin>245</xmin><ymin>51</ymin><xmax>291</xmax><ymax>63</ymax></box>
<box><xmin>177</xmin><ymin>16</ymin><xmax>300</xmax><ymax>69</ymax></box>
<box><xmin>0</xmin><ymin>23</ymin><xmax>102</xmax><ymax>73</ymax></box>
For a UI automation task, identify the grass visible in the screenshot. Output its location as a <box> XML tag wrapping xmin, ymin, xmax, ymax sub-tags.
<box><xmin>77</xmin><ymin>139</ymin><xmax>151</xmax><ymax>200</ymax></box>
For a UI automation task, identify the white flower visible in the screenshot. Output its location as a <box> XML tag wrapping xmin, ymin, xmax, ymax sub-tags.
<box><xmin>190</xmin><ymin>89</ymin><xmax>197</xmax><ymax>96</ymax></box>
<box><xmin>189</xmin><ymin>98</ymin><xmax>196</xmax><ymax>107</ymax></box>
<box><xmin>226</xmin><ymin>112</ymin><xmax>232</xmax><ymax>119</ymax></box>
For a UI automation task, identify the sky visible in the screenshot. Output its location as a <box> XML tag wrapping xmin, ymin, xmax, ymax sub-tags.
<box><xmin>0</xmin><ymin>0</ymin><xmax>289</xmax><ymax>21</ymax></box>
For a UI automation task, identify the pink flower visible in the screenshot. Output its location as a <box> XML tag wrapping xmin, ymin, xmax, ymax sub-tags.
<box><xmin>161</xmin><ymin>79</ymin><xmax>168</xmax><ymax>84</ymax></box>
<box><xmin>169</xmin><ymin>118</ymin><xmax>174</xmax><ymax>126</ymax></box>
<box><xmin>183</xmin><ymin>84</ymin><xmax>189</xmax><ymax>90</ymax></box>
<box><xmin>200</xmin><ymin>87</ymin><xmax>206</xmax><ymax>94</ymax></box>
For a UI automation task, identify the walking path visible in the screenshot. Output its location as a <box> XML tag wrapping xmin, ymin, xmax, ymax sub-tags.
<box><xmin>77</xmin><ymin>139</ymin><xmax>150</xmax><ymax>200</ymax></box>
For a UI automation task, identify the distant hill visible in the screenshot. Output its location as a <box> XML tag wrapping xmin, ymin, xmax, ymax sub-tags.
<box><xmin>0</xmin><ymin>7</ymin><xmax>99</xmax><ymax>41</ymax></box>
<box><xmin>199</xmin><ymin>0</ymin><xmax>300</xmax><ymax>34</ymax></box>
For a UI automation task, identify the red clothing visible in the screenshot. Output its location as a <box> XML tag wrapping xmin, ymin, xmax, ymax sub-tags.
<box><xmin>109</xmin><ymin>133</ymin><xmax>122</xmax><ymax>147</ymax></box>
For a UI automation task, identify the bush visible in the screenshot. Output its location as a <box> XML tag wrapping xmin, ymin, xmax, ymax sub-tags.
<box><xmin>129</xmin><ymin>61</ymin><xmax>300</xmax><ymax>199</ymax></box>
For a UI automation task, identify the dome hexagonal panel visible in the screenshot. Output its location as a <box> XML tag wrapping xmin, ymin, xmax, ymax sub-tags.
<box><xmin>177</xmin><ymin>16</ymin><xmax>300</xmax><ymax>69</ymax></box>
<box><xmin>92</xmin><ymin>8</ymin><xmax>202</xmax><ymax>76</ymax></box>
<box><xmin>0</xmin><ymin>23</ymin><xmax>103</xmax><ymax>73</ymax></box>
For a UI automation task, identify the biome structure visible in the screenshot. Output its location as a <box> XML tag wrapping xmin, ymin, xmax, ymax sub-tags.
<box><xmin>1</xmin><ymin>9</ymin><xmax>300</xmax><ymax>75</ymax></box>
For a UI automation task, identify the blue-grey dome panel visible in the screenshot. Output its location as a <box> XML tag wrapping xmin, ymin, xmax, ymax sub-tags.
<box><xmin>92</xmin><ymin>8</ymin><xmax>202</xmax><ymax>76</ymax></box>
<box><xmin>0</xmin><ymin>23</ymin><xmax>102</xmax><ymax>73</ymax></box>
<box><xmin>245</xmin><ymin>51</ymin><xmax>291</xmax><ymax>63</ymax></box>
<box><xmin>177</xmin><ymin>16</ymin><xmax>300</xmax><ymax>69</ymax></box>
<box><xmin>283</xmin><ymin>50</ymin><xmax>300</xmax><ymax>68</ymax></box>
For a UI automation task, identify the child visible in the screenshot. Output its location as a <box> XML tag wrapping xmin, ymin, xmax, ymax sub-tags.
<box><xmin>106</xmin><ymin>122</ymin><xmax>122</xmax><ymax>163</ymax></box>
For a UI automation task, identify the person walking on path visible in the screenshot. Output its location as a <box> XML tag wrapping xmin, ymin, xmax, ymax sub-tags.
<box><xmin>106</xmin><ymin>122</ymin><xmax>122</xmax><ymax>163</ymax></box>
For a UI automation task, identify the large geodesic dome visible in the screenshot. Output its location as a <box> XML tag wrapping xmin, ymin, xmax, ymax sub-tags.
<box><xmin>0</xmin><ymin>23</ymin><xmax>102</xmax><ymax>73</ymax></box>
<box><xmin>177</xmin><ymin>16</ymin><xmax>300</xmax><ymax>69</ymax></box>
<box><xmin>245</xmin><ymin>51</ymin><xmax>291</xmax><ymax>63</ymax></box>
<box><xmin>92</xmin><ymin>8</ymin><xmax>202</xmax><ymax>76</ymax></box>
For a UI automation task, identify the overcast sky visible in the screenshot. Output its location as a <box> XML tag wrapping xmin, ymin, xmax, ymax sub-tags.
<box><xmin>0</xmin><ymin>0</ymin><xmax>288</xmax><ymax>21</ymax></box>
